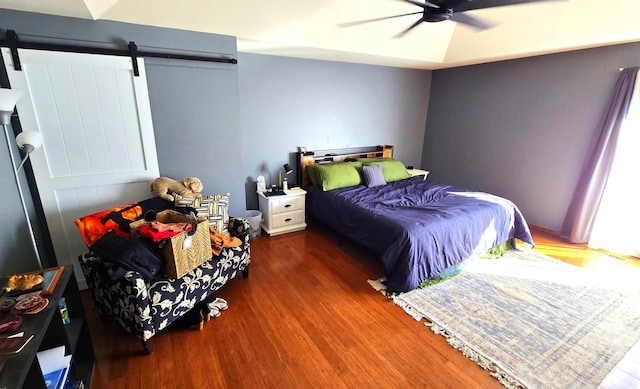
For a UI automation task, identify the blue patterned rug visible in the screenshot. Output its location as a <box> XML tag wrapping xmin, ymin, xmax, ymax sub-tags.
<box><xmin>369</xmin><ymin>249</ymin><xmax>640</xmax><ymax>389</ymax></box>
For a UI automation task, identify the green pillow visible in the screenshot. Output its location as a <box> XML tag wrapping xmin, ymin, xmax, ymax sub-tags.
<box><xmin>315</xmin><ymin>162</ymin><xmax>363</xmax><ymax>191</ymax></box>
<box><xmin>363</xmin><ymin>159</ymin><xmax>409</xmax><ymax>182</ymax></box>
<box><xmin>306</xmin><ymin>165</ymin><xmax>320</xmax><ymax>187</ymax></box>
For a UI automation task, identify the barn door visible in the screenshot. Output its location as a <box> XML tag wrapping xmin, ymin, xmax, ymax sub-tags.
<box><xmin>2</xmin><ymin>48</ymin><xmax>159</xmax><ymax>288</ymax></box>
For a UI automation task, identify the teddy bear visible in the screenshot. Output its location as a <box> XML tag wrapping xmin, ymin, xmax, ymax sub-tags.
<box><xmin>151</xmin><ymin>176</ymin><xmax>203</xmax><ymax>202</ymax></box>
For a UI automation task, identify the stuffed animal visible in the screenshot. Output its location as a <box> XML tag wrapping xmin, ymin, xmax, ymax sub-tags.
<box><xmin>151</xmin><ymin>177</ymin><xmax>203</xmax><ymax>202</ymax></box>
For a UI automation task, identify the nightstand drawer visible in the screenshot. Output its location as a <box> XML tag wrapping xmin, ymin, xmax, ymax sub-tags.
<box><xmin>271</xmin><ymin>210</ymin><xmax>304</xmax><ymax>229</ymax></box>
<box><xmin>271</xmin><ymin>196</ymin><xmax>304</xmax><ymax>214</ymax></box>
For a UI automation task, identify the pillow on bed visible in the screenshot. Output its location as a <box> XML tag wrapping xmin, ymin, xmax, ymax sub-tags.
<box><xmin>362</xmin><ymin>164</ymin><xmax>386</xmax><ymax>187</ymax></box>
<box><xmin>363</xmin><ymin>159</ymin><xmax>410</xmax><ymax>182</ymax></box>
<box><xmin>315</xmin><ymin>161</ymin><xmax>363</xmax><ymax>191</ymax></box>
<box><xmin>306</xmin><ymin>165</ymin><xmax>320</xmax><ymax>187</ymax></box>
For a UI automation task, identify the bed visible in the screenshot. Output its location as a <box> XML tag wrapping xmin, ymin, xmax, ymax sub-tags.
<box><xmin>297</xmin><ymin>145</ymin><xmax>534</xmax><ymax>293</ymax></box>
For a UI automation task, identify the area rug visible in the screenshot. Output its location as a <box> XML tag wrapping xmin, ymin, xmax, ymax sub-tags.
<box><xmin>369</xmin><ymin>249</ymin><xmax>640</xmax><ymax>389</ymax></box>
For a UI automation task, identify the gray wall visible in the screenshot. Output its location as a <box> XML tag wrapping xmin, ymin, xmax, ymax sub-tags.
<box><xmin>145</xmin><ymin>59</ymin><xmax>244</xmax><ymax>212</ymax></box>
<box><xmin>238</xmin><ymin>53</ymin><xmax>431</xmax><ymax>210</ymax></box>
<box><xmin>423</xmin><ymin>42</ymin><xmax>640</xmax><ymax>231</ymax></box>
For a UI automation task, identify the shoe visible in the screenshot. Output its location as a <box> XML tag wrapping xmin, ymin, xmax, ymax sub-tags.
<box><xmin>210</xmin><ymin>305</ymin><xmax>221</xmax><ymax>318</ymax></box>
<box><xmin>177</xmin><ymin>307</ymin><xmax>204</xmax><ymax>329</ymax></box>
<box><xmin>208</xmin><ymin>297</ymin><xmax>228</xmax><ymax>312</ymax></box>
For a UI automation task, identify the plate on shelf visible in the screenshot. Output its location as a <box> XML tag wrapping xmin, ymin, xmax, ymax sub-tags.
<box><xmin>21</xmin><ymin>298</ymin><xmax>49</xmax><ymax>314</ymax></box>
<box><xmin>13</xmin><ymin>294</ymin><xmax>44</xmax><ymax>311</ymax></box>
<box><xmin>0</xmin><ymin>314</ymin><xmax>22</xmax><ymax>333</ymax></box>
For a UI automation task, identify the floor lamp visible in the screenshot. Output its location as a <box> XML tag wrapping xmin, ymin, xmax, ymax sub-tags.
<box><xmin>1</xmin><ymin>87</ymin><xmax>44</xmax><ymax>269</ymax></box>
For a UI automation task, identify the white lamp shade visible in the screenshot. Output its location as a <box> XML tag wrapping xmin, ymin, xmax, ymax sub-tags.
<box><xmin>16</xmin><ymin>131</ymin><xmax>44</xmax><ymax>152</ymax></box>
<box><xmin>0</xmin><ymin>88</ymin><xmax>23</xmax><ymax>111</ymax></box>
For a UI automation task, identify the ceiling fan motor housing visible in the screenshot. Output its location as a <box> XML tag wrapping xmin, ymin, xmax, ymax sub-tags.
<box><xmin>341</xmin><ymin>0</ymin><xmax>529</xmax><ymax>37</ymax></box>
<box><xmin>424</xmin><ymin>7</ymin><xmax>454</xmax><ymax>23</ymax></box>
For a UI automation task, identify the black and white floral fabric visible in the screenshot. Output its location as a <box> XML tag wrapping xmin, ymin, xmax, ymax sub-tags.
<box><xmin>80</xmin><ymin>217</ymin><xmax>250</xmax><ymax>342</ymax></box>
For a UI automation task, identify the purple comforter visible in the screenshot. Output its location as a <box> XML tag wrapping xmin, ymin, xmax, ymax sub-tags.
<box><xmin>307</xmin><ymin>177</ymin><xmax>534</xmax><ymax>292</ymax></box>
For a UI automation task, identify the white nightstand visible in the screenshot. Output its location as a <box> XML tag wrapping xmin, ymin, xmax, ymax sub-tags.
<box><xmin>407</xmin><ymin>168</ymin><xmax>430</xmax><ymax>180</ymax></box>
<box><xmin>258</xmin><ymin>187</ymin><xmax>307</xmax><ymax>236</ymax></box>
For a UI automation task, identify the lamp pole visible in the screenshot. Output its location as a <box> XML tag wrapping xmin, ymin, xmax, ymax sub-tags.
<box><xmin>1</xmin><ymin>90</ymin><xmax>43</xmax><ymax>269</ymax></box>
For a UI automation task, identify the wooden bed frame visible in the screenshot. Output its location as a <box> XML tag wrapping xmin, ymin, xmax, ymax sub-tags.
<box><xmin>296</xmin><ymin>145</ymin><xmax>394</xmax><ymax>189</ymax></box>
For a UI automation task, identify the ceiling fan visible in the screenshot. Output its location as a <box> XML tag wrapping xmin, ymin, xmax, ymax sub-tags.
<box><xmin>339</xmin><ymin>0</ymin><xmax>558</xmax><ymax>38</ymax></box>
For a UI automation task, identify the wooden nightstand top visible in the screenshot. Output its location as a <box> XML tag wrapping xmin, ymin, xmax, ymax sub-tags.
<box><xmin>284</xmin><ymin>187</ymin><xmax>307</xmax><ymax>195</ymax></box>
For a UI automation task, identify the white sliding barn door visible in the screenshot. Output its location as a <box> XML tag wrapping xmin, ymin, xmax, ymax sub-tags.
<box><xmin>2</xmin><ymin>48</ymin><xmax>159</xmax><ymax>288</ymax></box>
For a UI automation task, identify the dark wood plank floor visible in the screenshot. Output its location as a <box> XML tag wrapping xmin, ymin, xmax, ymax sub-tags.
<box><xmin>81</xmin><ymin>223</ymin><xmax>640</xmax><ymax>389</ymax></box>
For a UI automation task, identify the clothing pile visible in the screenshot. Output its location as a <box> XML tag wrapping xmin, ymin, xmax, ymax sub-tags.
<box><xmin>209</xmin><ymin>226</ymin><xmax>241</xmax><ymax>256</ymax></box>
<box><xmin>134</xmin><ymin>220</ymin><xmax>242</xmax><ymax>257</ymax></box>
<box><xmin>135</xmin><ymin>221</ymin><xmax>193</xmax><ymax>242</ymax></box>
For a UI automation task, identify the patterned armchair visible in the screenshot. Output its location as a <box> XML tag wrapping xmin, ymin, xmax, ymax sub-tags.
<box><xmin>79</xmin><ymin>217</ymin><xmax>251</xmax><ymax>353</ymax></box>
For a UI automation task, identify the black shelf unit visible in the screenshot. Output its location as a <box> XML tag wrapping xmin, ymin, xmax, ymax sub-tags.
<box><xmin>0</xmin><ymin>266</ymin><xmax>95</xmax><ymax>388</ymax></box>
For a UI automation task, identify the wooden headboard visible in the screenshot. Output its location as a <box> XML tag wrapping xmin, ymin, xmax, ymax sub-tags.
<box><xmin>296</xmin><ymin>145</ymin><xmax>394</xmax><ymax>189</ymax></box>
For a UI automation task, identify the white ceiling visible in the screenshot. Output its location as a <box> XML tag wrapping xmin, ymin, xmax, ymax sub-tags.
<box><xmin>2</xmin><ymin>0</ymin><xmax>640</xmax><ymax>70</ymax></box>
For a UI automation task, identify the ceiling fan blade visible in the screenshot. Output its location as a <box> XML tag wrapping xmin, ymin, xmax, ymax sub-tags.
<box><xmin>450</xmin><ymin>13</ymin><xmax>496</xmax><ymax>30</ymax></box>
<box><xmin>452</xmin><ymin>0</ymin><xmax>565</xmax><ymax>12</ymax></box>
<box><xmin>394</xmin><ymin>17</ymin><xmax>426</xmax><ymax>38</ymax></box>
<box><xmin>337</xmin><ymin>11</ymin><xmax>423</xmax><ymax>28</ymax></box>
<box><xmin>400</xmin><ymin>0</ymin><xmax>439</xmax><ymax>9</ymax></box>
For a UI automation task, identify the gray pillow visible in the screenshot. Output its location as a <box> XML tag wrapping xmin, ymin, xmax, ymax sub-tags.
<box><xmin>362</xmin><ymin>164</ymin><xmax>386</xmax><ymax>187</ymax></box>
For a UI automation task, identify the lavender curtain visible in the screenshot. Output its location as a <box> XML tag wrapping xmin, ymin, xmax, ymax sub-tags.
<box><xmin>560</xmin><ymin>67</ymin><xmax>639</xmax><ymax>243</ymax></box>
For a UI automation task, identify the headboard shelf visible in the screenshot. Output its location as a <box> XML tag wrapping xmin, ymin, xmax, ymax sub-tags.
<box><xmin>296</xmin><ymin>145</ymin><xmax>394</xmax><ymax>189</ymax></box>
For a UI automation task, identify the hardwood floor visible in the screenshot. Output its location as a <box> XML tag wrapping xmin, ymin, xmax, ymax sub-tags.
<box><xmin>81</xmin><ymin>223</ymin><xmax>640</xmax><ymax>389</ymax></box>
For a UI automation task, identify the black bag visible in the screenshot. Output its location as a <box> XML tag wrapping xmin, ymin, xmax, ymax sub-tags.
<box><xmin>90</xmin><ymin>231</ymin><xmax>163</xmax><ymax>281</ymax></box>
